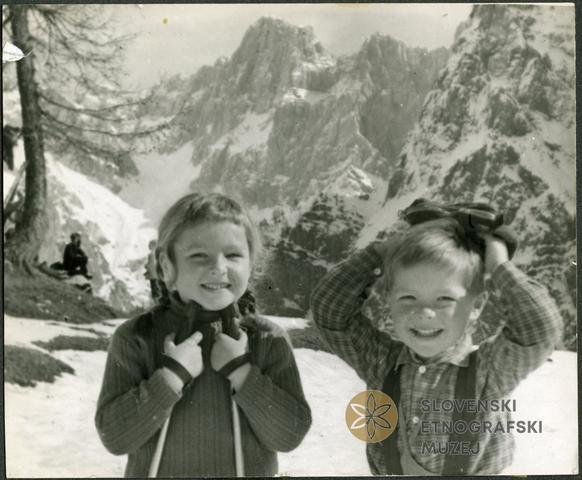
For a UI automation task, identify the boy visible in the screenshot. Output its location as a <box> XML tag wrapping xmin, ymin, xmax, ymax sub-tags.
<box><xmin>311</xmin><ymin>203</ymin><xmax>562</xmax><ymax>475</ymax></box>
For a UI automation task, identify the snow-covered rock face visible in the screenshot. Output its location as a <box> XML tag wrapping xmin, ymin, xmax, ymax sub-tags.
<box><xmin>378</xmin><ymin>4</ymin><xmax>575</xmax><ymax>348</ymax></box>
<box><xmin>124</xmin><ymin>17</ymin><xmax>449</xmax><ymax>315</ymax></box>
<box><xmin>136</xmin><ymin>16</ymin><xmax>448</xmax><ymax>210</ymax></box>
<box><xmin>121</xmin><ymin>9</ymin><xmax>574</xmax><ymax>352</ymax></box>
<box><xmin>40</xmin><ymin>156</ymin><xmax>156</xmax><ymax>312</ymax></box>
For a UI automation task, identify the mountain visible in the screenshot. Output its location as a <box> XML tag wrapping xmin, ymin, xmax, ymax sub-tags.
<box><xmin>125</xmin><ymin>16</ymin><xmax>449</xmax><ymax>212</ymax></box>
<box><xmin>4</xmin><ymin>9</ymin><xmax>574</xmax><ymax>350</ymax></box>
<box><xmin>119</xmin><ymin>16</ymin><xmax>450</xmax><ymax>315</ymax></box>
<box><xmin>268</xmin><ymin>4</ymin><xmax>575</xmax><ymax>347</ymax></box>
<box><xmin>383</xmin><ymin>4</ymin><xmax>576</xmax><ymax>348</ymax></box>
<box><xmin>5</xmin><ymin>16</ymin><xmax>447</xmax><ymax>314</ymax></box>
<box><xmin>4</xmin><ymin>146</ymin><xmax>156</xmax><ymax>313</ymax></box>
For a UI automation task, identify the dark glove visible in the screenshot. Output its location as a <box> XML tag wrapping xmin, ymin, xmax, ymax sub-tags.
<box><xmin>400</xmin><ymin>198</ymin><xmax>518</xmax><ymax>259</ymax></box>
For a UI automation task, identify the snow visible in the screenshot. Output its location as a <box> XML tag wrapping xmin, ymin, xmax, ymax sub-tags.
<box><xmin>2</xmin><ymin>141</ymin><xmax>26</xmax><ymax>202</ymax></box>
<box><xmin>47</xmin><ymin>158</ymin><xmax>156</xmax><ymax>304</ymax></box>
<box><xmin>501</xmin><ymin>350</ymin><xmax>579</xmax><ymax>475</ymax></box>
<box><xmin>526</xmin><ymin>5</ymin><xmax>575</xmax><ymax>79</ymax></box>
<box><xmin>504</xmin><ymin>116</ymin><xmax>576</xmax><ymax>213</ymax></box>
<box><xmin>119</xmin><ymin>141</ymin><xmax>200</xmax><ymax>226</ymax></box>
<box><xmin>331</xmin><ymin>76</ymin><xmax>363</xmax><ymax>97</ymax></box>
<box><xmin>281</xmin><ymin>87</ymin><xmax>328</xmax><ymax>105</ymax></box>
<box><xmin>264</xmin><ymin>315</ymin><xmax>309</xmax><ymax>330</ymax></box>
<box><xmin>209</xmin><ymin>112</ymin><xmax>272</xmax><ymax>155</ymax></box>
<box><xmin>2</xmin><ymin>87</ymin><xmax>22</xmax><ymax>127</ymax></box>
<box><xmin>4</xmin><ymin>313</ymin><xmax>578</xmax><ymax>477</ymax></box>
<box><xmin>3</xmin><ymin>143</ymin><xmax>156</xmax><ymax>308</ymax></box>
<box><xmin>357</xmin><ymin>189</ymin><xmax>421</xmax><ymax>248</ymax></box>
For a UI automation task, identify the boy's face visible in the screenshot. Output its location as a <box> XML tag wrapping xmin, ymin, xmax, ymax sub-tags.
<box><xmin>387</xmin><ymin>261</ymin><xmax>487</xmax><ymax>360</ymax></box>
<box><xmin>169</xmin><ymin>221</ymin><xmax>251</xmax><ymax>311</ymax></box>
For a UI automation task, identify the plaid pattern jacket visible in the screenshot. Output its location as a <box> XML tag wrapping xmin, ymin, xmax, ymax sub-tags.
<box><xmin>311</xmin><ymin>246</ymin><xmax>562</xmax><ymax>475</ymax></box>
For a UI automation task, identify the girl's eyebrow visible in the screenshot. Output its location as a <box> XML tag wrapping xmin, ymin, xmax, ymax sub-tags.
<box><xmin>180</xmin><ymin>241</ymin><xmax>204</xmax><ymax>250</ymax></box>
<box><xmin>180</xmin><ymin>241</ymin><xmax>245</xmax><ymax>251</ymax></box>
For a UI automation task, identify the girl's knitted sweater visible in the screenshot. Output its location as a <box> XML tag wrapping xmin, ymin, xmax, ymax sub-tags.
<box><xmin>95</xmin><ymin>300</ymin><xmax>312</xmax><ymax>477</ymax></box>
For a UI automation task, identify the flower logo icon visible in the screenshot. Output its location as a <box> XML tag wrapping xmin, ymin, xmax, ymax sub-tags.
<box><xmin>345</xmin><ymin>390</ymin><xmax>398</xmax><ymax>443</ymax></box>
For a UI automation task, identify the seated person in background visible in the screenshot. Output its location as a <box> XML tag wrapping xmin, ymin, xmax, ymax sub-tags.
<box><xmin>63</xmin><ymin>232</ymin><xmax>92</xmax><ymax>279</ymax></box>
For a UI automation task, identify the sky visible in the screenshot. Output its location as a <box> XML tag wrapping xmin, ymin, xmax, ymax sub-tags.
<box><xmin>113</xmin><ymin>3</ymin><xmax>473</xmax><ymax>89</ymax></box>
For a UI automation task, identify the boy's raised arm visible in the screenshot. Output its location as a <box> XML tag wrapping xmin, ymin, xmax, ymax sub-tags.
<box><xmin>478</xmin><ymin>235</ymin><xmax>563</xmax><ymax>396</ymax></box>
<box><xmin>310</xmin><ymin>244</ymin><xmax>398</xmax><ymax>386</ymax></box>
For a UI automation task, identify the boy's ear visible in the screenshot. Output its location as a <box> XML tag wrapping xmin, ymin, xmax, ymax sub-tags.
<box><xmin>469</xmin><ymin>291</ymin><xmax>489</xmax><ymax>321</ymax></box>
<box><xmin>159</xmin><ymin>251</ymin><xmax>176</xmax><ymax>286</ymax></box>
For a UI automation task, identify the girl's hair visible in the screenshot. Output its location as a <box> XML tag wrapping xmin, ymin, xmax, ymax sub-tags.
<box><xmin>154</xmin><ymin>192</ymin><xmax>261</xmax><ymax>304</ymax></box>
<box><xmin>384</xmin><ymin>218</ymin><xmax>485</xmax><ymax>294</ymax></box>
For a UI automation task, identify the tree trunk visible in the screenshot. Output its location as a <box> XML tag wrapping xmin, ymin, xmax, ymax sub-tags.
<box><xmin>5</xmin><ymin>5</ymin><xmax>49</xmax><ymax>273</ymax></box>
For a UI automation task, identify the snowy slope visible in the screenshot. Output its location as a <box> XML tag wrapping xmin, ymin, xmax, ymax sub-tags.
<box><xmin>4</xmin><ymin>314</ymin><xmax>578</xmax><ymax>477</ymax></box>
<box><xmin>3</xmin><ymin>144</ymin><xmax>156</xmax><ymax>311</ymax></box>
<box><xmin>119</xmin><ymin>141</ymin><xmax>200</xmax><ymax>226</ymax></box>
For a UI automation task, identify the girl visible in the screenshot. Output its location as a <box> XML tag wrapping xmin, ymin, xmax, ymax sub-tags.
<box><xmin>95</xmin><ymin>193</ymin><xmax>312</xmax><ymax>477</ymax></box>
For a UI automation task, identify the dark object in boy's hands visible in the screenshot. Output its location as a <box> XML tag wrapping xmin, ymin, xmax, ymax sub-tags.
<box><xmin>401</xmin><ymin>198</ymin><xmax>518</xmax><ymax>259</ymax></box>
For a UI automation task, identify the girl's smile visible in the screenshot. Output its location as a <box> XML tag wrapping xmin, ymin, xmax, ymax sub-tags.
<box><xmin>170</xmin><ymin>221</ymin><xmax>251</xmax><ymax>310</ymax></box>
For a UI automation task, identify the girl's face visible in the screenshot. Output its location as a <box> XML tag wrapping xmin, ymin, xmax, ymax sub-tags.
<box><xmin>170</xmin><ymin>221</ymin><xmax>251</xmax><ymax>311</ymax></box>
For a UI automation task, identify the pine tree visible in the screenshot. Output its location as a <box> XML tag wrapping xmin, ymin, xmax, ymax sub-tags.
<box><xmin>3</xmin><ymin>5</ymin><xmax>176</xmax><ymax>272</ymax></box>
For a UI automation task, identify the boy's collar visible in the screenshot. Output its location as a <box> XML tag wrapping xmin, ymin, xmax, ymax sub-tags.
<box><xmin>396</xmin><ymin>333</ymin><xmax>475</xmax><ymax>368</ymax></box>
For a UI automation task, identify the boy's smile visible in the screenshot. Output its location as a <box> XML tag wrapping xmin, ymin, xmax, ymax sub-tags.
<box><xmin>387</xmin><ymin>262</ymin><xmax>486</xmax><ymax>360</ymax></box>
<box><xmin>171</xmin><ymin>221</ymin><xmax>251</xmax><ymax>310</ymax></box>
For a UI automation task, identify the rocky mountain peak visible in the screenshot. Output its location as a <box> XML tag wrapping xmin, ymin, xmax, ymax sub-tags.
<box><xmin>233</xmin><ymin>16</ymin><xmax>322</xmax><ymax>61</ymax></box>
<box><xmin>397</xmin><ymin>3</ymin><xmax>575</xmax><ymax>188</ymax></box>
<box><xmin>381</xmin><ymin>4</ymin><xmax>575</xmax><ymax>348</ymax></box>
<box><xmin>228</xmin><ymin>16</ymin><xmax>333</xmax><ymax>106</ymax></box>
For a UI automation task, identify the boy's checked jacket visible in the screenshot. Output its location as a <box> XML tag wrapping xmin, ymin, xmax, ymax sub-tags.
<box><xmin>311</xmin><ymin>245</ymin><xmax>562</xmax><ymax>475</ymax></box>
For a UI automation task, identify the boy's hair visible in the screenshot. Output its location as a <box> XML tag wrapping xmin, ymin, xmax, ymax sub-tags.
<box><xmin>385</xmin><ymin>218</ymin><xmax>485</xmax><ymax>294</ymax></box>
<box><xmin>155</xmin><ymin>192</ymin><xmax>261</xmax><ymax>298</ymax></box>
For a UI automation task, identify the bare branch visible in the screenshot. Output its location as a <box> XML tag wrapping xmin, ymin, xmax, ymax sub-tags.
<box><xmin>39</xmin><ymin>92</ymin><xmax>139</xmax><ymax>122</ymax></box>
<box><xmin>40</xmin><ymin>105</ymin><xmax>171</xmax><ymax>140</ymax></box>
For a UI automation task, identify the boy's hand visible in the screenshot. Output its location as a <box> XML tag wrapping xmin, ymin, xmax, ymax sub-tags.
<box><xmin>483</xmin><ymin>233</ymin><xmax>510</xmax><ymax>273</ymax></box>
<box><xmin>211</xmin><ymin>330</ymin><xmax>248</xmax><ymax>371</ymax></box>
<box><xmin>164</xmin><ymin>331</ymin><xmax>204</xmax><ymax>378</ymax></box>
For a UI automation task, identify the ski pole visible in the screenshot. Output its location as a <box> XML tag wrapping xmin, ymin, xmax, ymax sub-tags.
<box><xmin>231</xmin><ymin>395</ymin><xmax>244</xmax><ymax>477</ymax></box>
<box><xmin>148</xmin><ymin>408</ymin><xmax>173</xmax><ymax>478</ymax></box>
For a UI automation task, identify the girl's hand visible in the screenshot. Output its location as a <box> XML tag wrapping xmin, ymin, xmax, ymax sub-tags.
<box><xmin>482</xmin><ymin>233</ymin><xmax>510</xmax><ymax>274</ymax></box>
<box><xmin>164</xmin><ymin>331</ymin><xmax>204</xmax><ymax>378</ymax></box>
<box><xmin>211</xmin><ymin>331</ymin><xmax>250</xmax><ymax>391</ymax></box>
<box><xmin>211</xmin><ymin>330</ymin><xmax>248</xmax><ymax>371</ymax></box>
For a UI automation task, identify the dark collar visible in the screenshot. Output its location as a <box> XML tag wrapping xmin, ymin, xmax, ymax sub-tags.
<box><xmin>164</xmin><ymin>291</ymin><xmax>239</xmax><ymax>342</ymax></box>
<box><xmin>167</xmin><ymin>291</ymin><xmax>237</xmax><ymax>322</ymax></box>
